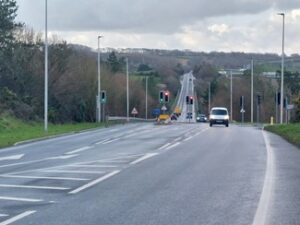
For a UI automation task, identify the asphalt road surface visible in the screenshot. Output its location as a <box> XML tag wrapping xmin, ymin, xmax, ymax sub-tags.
<box><xmin>0</xmin><ymin>123</ymin><xmax>300</xmax><ymax>225</ymax></box>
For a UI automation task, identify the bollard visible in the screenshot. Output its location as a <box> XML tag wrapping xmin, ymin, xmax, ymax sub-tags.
<box><xmin>270</xmin><ymin>116</ymin><xmax>274</xmax><ymax>125</ymax></box>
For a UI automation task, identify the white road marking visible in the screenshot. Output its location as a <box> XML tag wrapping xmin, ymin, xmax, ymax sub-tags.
<box><xmin>39</xmin><ymin>169</ymin><xmax>106</xmax><ymax>174</ymax></box>
<box><xmin>130</xmin><ymin>153</ymin><xmax>159</xmax><ymax>165</ymax></box>
<box><xmin>0</xmin><ymin>154</ymin><xmax>24</xmax><ymax>161</ymax></box>
<box><xmin>0</xmin><ymin>184</ymin><xmax>70</xmax><ymax>190</ymax></box>
<box><xmin>165</xmin><ymin>142</ymin><xmax>181</xmax><ymax>150</ymax></box>
<box><xmin>97</xmin><ymin>159</ymin><xmax>128</xmax><ymax>163</ymax></box>
<box><xmin>174</xmin><ymin>137</ymin><xmax>181</xmax><ymax>142</ymax></box>
<box><xmin>64</xmin><ymin>164</ymin><xmax>118</xmax><ymax>168</ymax></box>
<box><xmin>65</xmin><ymin>146</ymin><xmax>92</xmax><ymax>155</ymax></box>
<box><xmin>0</xmin><ymin>211</ymin><xmax>36</xmax><ymax>225</ymax></box>
<box><xmin>0</xmin><ymin>154</ymin><xmax>78</xmax><ymax>168</ymax></box>
<box><xmin>0</xmin><ymin>174</ymin><xmax>90</xmax><ymax>181</ymax></box>
<box><xmin>0</xmin><ymin>214</ymin><xmax>8</xmax><ymax>217</ymax></box>
<box><xmin>69</xmin><ymin>170</ymin><xmax>120</xmax><ymax>194</ymax></box>
<box><xmin>0</xmin><ymin>196</ymin><xmax>42</xmax><ymax>203</ymax></box>
<box><xmin>158</xmin><ymin>143</ymin><xmax>171</xmax><ymax>150</ymax></box>
<box><xmin>252</xmin><ymin>131</ymin><xmax>275</xmax><ymax>225</ymax></box>
<box><xmin>102</xmin><ymin>138</ymin><xmax>121</xmax><ymax>144</ymax></box>
<box><xmin>183</xmin><ymin>136</ymin><xmax>193</xmax><ymax>142</ymax></box>
<box><xmin>95</xmin><ymin>139</ymin><xmax>110</xmax><ymax>145</ymax></box>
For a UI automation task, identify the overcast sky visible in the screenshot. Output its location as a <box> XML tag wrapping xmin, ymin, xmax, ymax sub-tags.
<box><xmin>16</xmin><ymin>0</ymin><xmax>300</xmax><ymax>54</ymax></box>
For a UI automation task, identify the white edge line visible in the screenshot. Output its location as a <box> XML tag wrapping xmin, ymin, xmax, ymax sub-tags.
<box><xmin>165</xmin><ymin>142</ymin><xmax>181</xmax><ymax>150</ymax></box>
<box><xmin>95</xmin><ymin>138</ymin><xmax>110</xmax><ymax>145</ymax></box>
<box><xmin>0</xmin><ymin>211</ymin><xmax>36</xmax><ymax>225</ymax></box>
<box><xmin>0</xmin><ymin>184</ymin><xmax>70</xmax><ymax>190</ymax></box>
<box><xmin>102</xmin><ymin>138</ymin><xmax>121</xmax><ymax>144</ymax></box>
<box><xmin>252</xmin><ymin>131</ymin><xmax>275</xmax><ymax>225</ymax></box>
<box><xmin>130</xmin><ymin>153</ymin><xmax>158</xmax><ymax>165</ymax></box>
<box><xmin>184</xmin><ymin>136</ymin><xmax>193</xmax><ymax>142</ymax></box>
<box><xmin>0</xmin><ymin>196</ymin><xmax>43</xmax><ymax>203</ymax></box>
<box><xmin>65</xmin><ymin>146</ymin><xmax>92</xmax><ymax>155</ymax></box>
<box><xmin>69</xmin><ymin>170</ymin><xmax>120</xmax><ymax>194</ymax></box>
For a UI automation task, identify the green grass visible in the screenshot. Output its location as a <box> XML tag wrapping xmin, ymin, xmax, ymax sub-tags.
<box><xmin>264</xmin><ymin>123</ymin><xmax>300</xmax><ymax>148</ymax></box>
<box><xmin>0</xmin><ymin>115</ymin><xmax>114</xmax><ymax>148</ymax></box>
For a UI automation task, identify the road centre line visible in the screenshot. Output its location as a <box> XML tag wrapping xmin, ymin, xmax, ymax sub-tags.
<box><xmin>0</xmin><ymin>174</ymin><xmax>90</xmax><ymax>181</ymax></box>
<box><xmin>0</xmin><ymin>214</ymin><xmax>8</xmax><ymax>217</ymax></box>
<box><xmin>65</xmin><ymin>146</ymin><xmax>92</xmax><ymax>155</ymax></box>
<box><xmin>252</xmin><ymin>131</ymin><xmax>275</xmax><ymax>225</ymax></box>
<box><xmin>38</xmin><ymin>170</ymin><xmax>106</xmax><ymax>174</ymax></box>
<box><xmin>69</xmin><ymin>170</ymin><xmax>120</xmax><ymax>194</ymax></box>
<box><xmin>0</xmin><ymin>211</ymin><xmax>36</xmax><ymax>225</ymax></box>
<box><xmin>0</xmin><ymin>196</ymin><xmax>43</xmax><ymax>203</ymax></box>
<box><xmin>130</xmin><ymin>153</ymin><xmax>159</xmax><ymax>165</ymax></box>
<box><xmin>0</xmin><ymin>184</ymin><xmax>70</xmax><ymax>191</ymax></box>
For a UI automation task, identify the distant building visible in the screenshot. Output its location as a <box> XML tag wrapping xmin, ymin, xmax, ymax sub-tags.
<box><xmin>261</xmin><ymin>72</ymin><xmax>277</xmax><ymax>78</ymax></box>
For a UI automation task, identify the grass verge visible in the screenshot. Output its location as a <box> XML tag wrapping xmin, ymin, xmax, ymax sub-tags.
<box><xmin>0</xmin><ymin>115</ymin><xmax>118</xmax><ymax>149</ymax></box>
<box><xmin>264</xmin><ymin>123</ymin><xmax>300</xmax><ymax>148</ymax></box>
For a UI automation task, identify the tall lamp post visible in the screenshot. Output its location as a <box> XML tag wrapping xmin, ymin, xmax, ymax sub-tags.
<box><xmin>278</xmin><ymin>13</ymin><xmax>285</xmax><ymax>124</ymax></box>
<box><xmin>44</xmin><ymin>0</ymin><xmax>48</xmax><ymax>132</ymax></box>
<box><xmin>126</xmin><ymin>58</ymin><xmax>129</xmax><ymax>122</ymax></box>
<box><xmin>97</xmin><ymin>35</ymin><xmax>103</xmax><ymax>122</ymax></box>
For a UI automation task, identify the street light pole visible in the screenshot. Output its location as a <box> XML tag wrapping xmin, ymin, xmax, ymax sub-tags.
<box><xmin>44</xmin><ymin>0</ymin><xmax>48</xmax><ymax>132</ymax></box>
<box><xmin>251</xmin><ymin>59</ymin><xmax>254</xmax><ymax>123</ymax></box>
<box><xmin>278</xmin><ymin>13</ymin><xmax>285</xmax><ymax>124</ymax></box>
<box><xmin>230</xmin><ymin>70</ymin><xmax>233</xmax><ymax>121</ymax></box>
<box><xmin>145</xmin><ymin>76</ymin><xmax>148</xmax><ymax>120</ymax></box>
<box><xmin>126</xmin><ymin>58</ymin><xmax>129</xmax><ymax>122</ymax></box>
<box><xmin>208</xmin><ymin>81</ymin><xmax>211</xmax><ymax>114</ymax></box>
<box><xmin>97</xmin><ymin>35</ymin><xmax>103</xmax><ymax>122</ymax></box>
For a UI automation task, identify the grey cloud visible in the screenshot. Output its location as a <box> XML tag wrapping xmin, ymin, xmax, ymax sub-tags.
<box><xmin>17</xmin><ymin>0</ymin><xmax>300</xmax><ymax>33</ymax></box>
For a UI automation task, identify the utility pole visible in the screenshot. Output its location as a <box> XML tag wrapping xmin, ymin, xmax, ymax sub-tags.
<box><xmin>208</xmin><ymin>81</ymin><xmax>211</xmax><ymax>114</ymax></box>
<box><xmin>126</xmin><ymin>58</ymin><xmax>129</xmax><ymax>122</ymax></box>
<box><xmin>230</xmin><ymin>71</ymin><xmax>233</xmax><ymax>121</ymax></box>
<box><xmin>278</xmin><ymin>13</ymin><xmax>285</xmax><ymax>124</ymax></box>
<box><xmin>97</xmin><ymin>35</ymin><xmax>103</xmax><ymax>122</ymax></box>
<box><xmin>145</xmin><ymin>76</ymin><xmax>148</xmax><ymax>120</ymax></box>
<box><xmin>251</xmin><ymin>59</ymin><xmax>254</xmax><ymax>123</ymax></box>
<box><xmin>44</xmin><ymin>0</ymin><xmax>48</xmax><ymax>132</ymax></box>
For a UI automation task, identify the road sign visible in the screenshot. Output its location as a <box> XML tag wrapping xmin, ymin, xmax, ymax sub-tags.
<box><xmin>287</xmin><ymin>104</ymin><xmax>294</xmax><ymax>110</ymax></box>
<box><xmin>131</xmin><ymin>107</ymin><xmax>138</xmax><ymax>115</ymax></box>
<box><xmin>152</xmin><ymin>108</ymin><xmax>161</xmax><ymax>116</ymax></box>
<box><xmin>161</xmin><ymin>105</ymin><xmax>167</xmax><ymax>111</ymax></box>
<box><xmin>240</xmin><ymin>109</ymin><xmax>245</xmax><ymax>113</ymax></box>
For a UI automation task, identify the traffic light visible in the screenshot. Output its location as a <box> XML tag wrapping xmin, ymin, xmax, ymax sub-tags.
<box><xmin>159</xmin><ymin>91</ymin><xmax>164</xmax><ymax>103</ymax></box>
<box><xmin>186</xmin><ymin>96</ymin><xmax>190</xmax><ymax>104</ymax></box>
<box><xmin>100</xmin><ymin>90</ymin><xmax>106</xmax><ymax>103</ymax></box>
<box><xmin>190</xmin><ymin>96</ymin><xmax>194</xmax><ymax>105</ymax></box>
<box><xmin>164</xmin><ymin>91</ymin><xmax>169</xmax><ymax>103</ymax></box>
<box><xmin>257</xmin><ymin>95</ymin><xmax>261</xmax><ymax>105</ymax></box>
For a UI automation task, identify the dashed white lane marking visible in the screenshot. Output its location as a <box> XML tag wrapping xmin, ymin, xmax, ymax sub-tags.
<box><xmin>0</xmin><ymin>211</ymin><xmax>36</xmax><ymax>225</ymax></box>
<box><xmin>95</xmin><ymin>138</ymin><xmax>110</xmax><ymax>145</ymax></box>
<box><xmin>0</xmin><ymin>174</ymin><xmax>90</xmax><ymax>181</ymax></box>
<box><xmin>165</xmin><ymin>142</ymin><xmax>181</xmax><ymax>150</ymax></box>
<box><xmin>69</xmin><ymin>170</ymin><xmax>120</xmax><ymax>194</ymax></box>
<box><xmin>0</xmin><ymin>196</ymin><xmax>43</xmax><ymax>203</ymax></box>
<box><xmin>65</xmin><ymin>146</ymin><xmax>92</xmax><ymax>155</ymax></box>
<box><xmin>0</xmin><ymin>184</ymin><xmax>70</xmax><ymax>190</ymax></box>
<box><xmin>130</xmin><ymin>153</ymin><xmax>159</xmax><ymax>165</ymax></box>
<box><xmin>174</xmin><ymin>137</ymin><xmax>182</xmax><ymax>142</ymax></box>
<box><xmin>0</xmin><ymin>214</ymin><xmax>8</xmax><ymax>217</ymax></box>
<box><xmin>38</xmin><ymin>170</ymin><xmax>106</xmax><ymax>174</ymax></box>
<box><xmin>252</xmin><ymin>131</ymin><xmax>275</xmax><ymax>225</ymax></box>
<box><xmin>158</xmin><ymin>143</ymin><xmax>171</xmax><ymax>150</ymax></box>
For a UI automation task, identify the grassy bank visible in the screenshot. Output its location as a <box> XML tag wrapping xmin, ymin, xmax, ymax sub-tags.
<box><xmin>0</xmin><ymin>116</ymin><xmax>114</xmax><ymax>148</ymax></box>
<box><xmin>264</xmin><ymin>124</ymin><xmax>300</xmax><ymax>148</ymax></box>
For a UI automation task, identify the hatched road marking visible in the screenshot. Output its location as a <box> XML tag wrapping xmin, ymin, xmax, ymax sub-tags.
<box><xmin>0</xmin><ymin>196</ymin><xmax>43</xmax><ymax>203</ymax></box>
<box><xmin>0</xmin><ymin>184</ymin><xmax>70</xmax><ymax>191</ymax></box>
<box><xmin>0</xmin><ymin>174</ymin><xmax>90</xmax><ymax>181</ymax></box>
<box><xmin>0</xmin><ymin>211</ymin><xmax>36</xmax><ymax>225</ymax></box>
